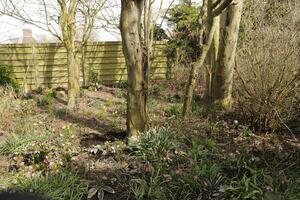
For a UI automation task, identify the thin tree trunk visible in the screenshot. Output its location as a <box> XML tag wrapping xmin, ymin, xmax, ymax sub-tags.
<box><xmin>67</xmin><ymin>48</ymin><xmax>80</xmax><ymax>108</ymax></box>
<box><xmin>205</xmin><ymin>0</ymin><xmax>220</xmax><ymax>103</ymax></box>
<box><xmin>120</xmin><ymin>0</ymin><xmax>147</xmax><ymax>141</ymax></box>
<box><xmin>80</xmin><ymin>45</ymin><xmax>88</xmax><ymax>87</ymax></box>
<box><xmin>182</xmin><ymin>0</ymin><xmax>218</xmax><ymax>119</ymax></box>
<box><xmin>182</xmin><ymin>14</ymin><xmax>218</xmax><ymax>119</ymax></box>
<box><xmin>59</xmin><ymin>0</ymin><xmax>80</xmax><ymax>109</ymax></box>
<box><xmin>213</xmin><ymin>0</ymin><xmax>243</xmax><ymax>109</ymax></box>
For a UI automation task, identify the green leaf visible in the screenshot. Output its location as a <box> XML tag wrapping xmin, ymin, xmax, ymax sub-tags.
<box><xmin>87</xmin><ymin>187</ymin><xmax>98</xmax><ymax>199</ymax></box>
<box><xmin>264</xmin><ymin>175</ymin><xmax>274</xmax><ymax>186</ymax></box>
<box><xmin>102</xmin><ymin>185</ymin><xmax>116</xmax><ymax>194</ymax></box>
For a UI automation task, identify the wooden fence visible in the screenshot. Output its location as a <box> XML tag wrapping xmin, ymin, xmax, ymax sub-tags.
<box><xmin>0</xmin><ymin>41</ymin><xmax>169</xmax><ymax>89</ymax></box>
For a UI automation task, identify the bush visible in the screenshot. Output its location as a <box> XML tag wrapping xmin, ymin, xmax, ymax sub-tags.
<box><xmin>88</xmin><ymin>70</ymin><xmax>99</xmax><ymax>86</ymax></box>
<box><xmin>0</xmin><ymin>63</ymin><xmax>19</xmax><ymax>91</ymax></box>
<box><xmin>235</xmin><ymin>0</ymin><xmax>300</xmax><ymax>132</ymax></box>
<box><xmin>165</xmin><ymin>2</ymin><xmax>201</xmax><ymax>86</ymax></box>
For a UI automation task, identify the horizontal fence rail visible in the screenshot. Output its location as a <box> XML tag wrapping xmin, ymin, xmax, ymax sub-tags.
<box><xmin>0</xmin><ymin>41</ymin><xmax>169</xmax><ymax>89</ymax></box>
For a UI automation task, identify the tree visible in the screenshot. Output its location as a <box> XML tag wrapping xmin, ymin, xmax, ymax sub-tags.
<box><xmin>120</xmin><ymin>0</ymin><xmax>174</xmax><ymax>140</ymax></box>
<box><xmin>182</xmin><ymin>0</ymin><xmax>243</xmax><ymax>117</ymax></box>
<box><xmin>57</xmin><ymin>0</ymin><xmax>79</xmax><ymax>108</ymax></box>
<box><xmin>182</xmin><ymin>0</ymin><xmax>219</xmax><ymax>119</ymax></box>
<box><xmin>120</xmin><ymin>0</ymin><xmax>147</xmax><ymax>141</ymax></box>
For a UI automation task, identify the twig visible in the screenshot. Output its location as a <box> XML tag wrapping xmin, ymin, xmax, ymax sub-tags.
<box><xmin>274</xmin><ymin>108</ymin><xmax>297</xmax><ymax>141</ymax></box>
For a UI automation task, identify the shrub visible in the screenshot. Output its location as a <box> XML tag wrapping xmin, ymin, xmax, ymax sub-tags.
<box><xmin>0</xmin><ymin>63</ymin><xmax>19</xmax><ymax>91</ymax></box>
<box><xmin>165</xmin><ymin>2</ymin><xmax>201</xmax><ymax>86</ymax></box>
<box><xmin>88</xmin><ymin>70</ymin><xmax>99</xmax><ymax>86</ymax></box>
<box><xmin>235</xmin><ymin>0</ymin><xmax>300</xmax><ymax>132</ymax></box>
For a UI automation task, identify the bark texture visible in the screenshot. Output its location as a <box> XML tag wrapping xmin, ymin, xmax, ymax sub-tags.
<box><xmin>120</xmin><ymin>0</ymin><xmax>147</xmax><ymax>140</ymax></box>
<box><xmin>206</xmin><ymin>0</ymin><xmax>220</xmax><ymax>103</ymax></box>
<box><xmin>182</xmin><ymin>0</ymin><xmax>242</xmax><ymax>116</ymax></box>
<box><xmin>214</xmin><ymin>0</ymin><xmax>243</xmax><ymax>109</ymax></box>
<box><xmin>59</xmin><ymin>0</ymin><xmax>80</xmax><ymax>109</ymax></box>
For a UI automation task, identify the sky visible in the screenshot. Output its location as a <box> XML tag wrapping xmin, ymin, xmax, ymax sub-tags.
<box><xmin>0</xmin><ymin>0</ymin><xmax>183</xmax><ymax>44</ymax></box>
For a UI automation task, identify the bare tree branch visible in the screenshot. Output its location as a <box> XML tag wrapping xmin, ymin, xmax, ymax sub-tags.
<box><xmin>212</xmin><ymin>0</ymin><xmax>234</xmax><ymax>17</ymax></box>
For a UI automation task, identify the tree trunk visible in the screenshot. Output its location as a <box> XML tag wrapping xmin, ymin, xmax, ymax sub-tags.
<box><xmin>59</xmin><ymin>0</ymin><xmax>80</xmax><ymax>109</ymax></box>
<box><xmin>182</xmin><ymin>14</ymin><xmax>219</xmax><ymax>119</ymax></box>
<box><xmin>213</xmin><ymin>0</ymin><xmax>243</xmax><ymax>109</ymax></box>
<box><xmin>182</xmin><ymin>0</ymin><xmax>218</xmax><ymax>118</ymax></box>
<box><xmin>80</xmin><ymin>45</ymin><xmax>88</xmax><ymax>87</ymax></box>
<box><xmin>120</xmin><ymin>0</ymin><xmax>147</xmax><ymax>141</ymax></box>
<box><xmin>67</xmin><ymin>48</ymin><xmax>80</xmax><ymax>108</ymax></box>
<box><xmin>205</xmin><ymin>0</ymin><xmax>220</xmax><ymax>103</ymax></box>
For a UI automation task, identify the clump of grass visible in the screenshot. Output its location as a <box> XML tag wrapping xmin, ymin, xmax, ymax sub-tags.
<box><xmin>128</xmin><ymin>127</ymin><xmax>175</xmax><ymax>199</ymax></box>
<box><xmin>128</xmin><ymin>128</ymin><xmax>223</xmax><ymax>199</ymax></box>
<box><xmin>134</xmin><ymin>127</ymin><xmax>178</xmax><ymax>163</ymax></box>
<box><xmin>0</xmin><ymin>118</ymin><xmax>41</xmax><ymax>154</ymax></box>
<box><xmin>165</xmin><ymin>104</ymin><xmax>182</xmax><ymax>118</ymax></box>
<box><xmin>190</xmin><ymin>98</ymin><xmax>210</xmax><ymax>117</ymax></box>
<box><xmin>115</xmin><ymin>89</ymin><xmax>126</xmax><ymax>98</ymax></box>
<box><xmin>0</xmin><ymin>87</ymin><xmax>18</xmax><ymax>129</ymax></box>
<box><xmin>105</xmin><ymin>99</ymin><xmax>114</xmax><ymax>107</ymax></box>
<box><xmin>53</xmin><ymin>108</ymin><xmax>69</xmax><ymax>118</ymax></box>
<box><xmin>0</xmin><ymin>118</ymin><xmax>73</xmax><ymax>155</ymax></box>
<box><xmin>130</xmin><ymin>169</ymin><xmax>167</xmax><ymax>200</ymax></box>
<box><xmin>98</xmin><ymin>109</ymin><xmax>107</xmax><ymax>120</ymax></box>
<box><xmin>90</xmin><ymin>99</ymin><xmax>104</xmax><ymax>108</ymax></box>
<box><xmin>0</xmin><ymin>127</ymin><xmax>54</xmax><ymax>154</ymax></box>
<box><xmin>37</xmin><ymin>90</ymin><xmax>57</xmax><ymax>106</ymax></box>
<box><xmin>10</xmin><ymin>172</ymin><xmax>88</xmax><ymax>200</ymax></box>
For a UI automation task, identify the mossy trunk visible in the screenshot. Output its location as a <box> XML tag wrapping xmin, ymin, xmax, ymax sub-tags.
<box><xmin>120</xmin><ymin>0</ymin><xmax>148</xmax><ymax>141</ymax></box>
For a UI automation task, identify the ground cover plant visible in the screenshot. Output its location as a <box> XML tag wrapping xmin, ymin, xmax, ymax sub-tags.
<box><xmin>0</xmin><ymin>81</ymin><xmax>298</xmax><ymax>200</ymax></box>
